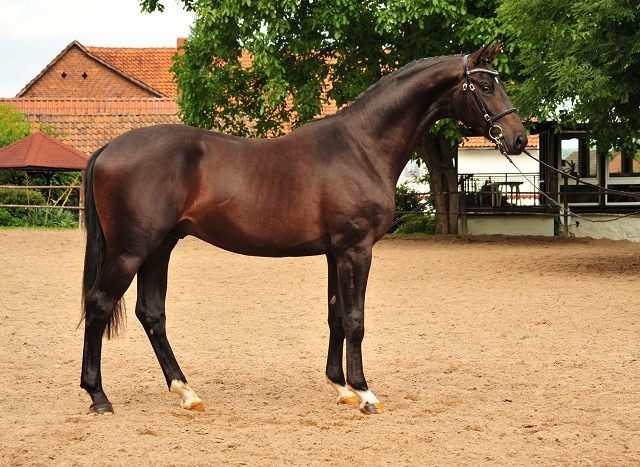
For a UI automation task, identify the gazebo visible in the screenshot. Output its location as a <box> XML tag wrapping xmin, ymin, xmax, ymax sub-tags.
<box><xmin>0</xmin><ymin>131</ymin><xmax>89</xmax><ymax>223</ymax></box>
<box><xmin>0</xmin><ymin>131</ymin><xmax>89</xmax><ymax>171</ymax></box>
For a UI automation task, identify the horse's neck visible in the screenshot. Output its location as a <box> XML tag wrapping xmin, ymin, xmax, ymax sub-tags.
<box><xmin>340</xmin><ymin>58</ymin><xmax>460</xmax><ymax>185</ymax></box>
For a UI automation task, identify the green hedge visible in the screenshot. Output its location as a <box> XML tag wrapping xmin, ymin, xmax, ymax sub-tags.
<box><xmin>0</xmin><ymin>188</ymin><xmax>78</xmax><ymax>228</ymax></box>
<box><xmin>393</xmin><ymin>214</ymin><xmax>436</xmax><ymax>235</ymax></box>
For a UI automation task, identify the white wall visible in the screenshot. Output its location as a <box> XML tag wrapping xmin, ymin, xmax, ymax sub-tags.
<box><xmin>568</xmin><ymin>216</ymin><xmax>640</xmax><ymax>243</ymax></box>
<box><xmin>463</xmin><ymin>216</ymin><xmax>555</xmax><ymax>237</ymax></box>
<box><xmin>458</xmin><ymin>147</ymin><xmax>539</xmax><ymax>174</ymax></box>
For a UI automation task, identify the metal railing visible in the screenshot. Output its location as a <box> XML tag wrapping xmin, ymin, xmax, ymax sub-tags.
<box><xmin>459</xmin><ymin>173</ymin><xmax>542</xmax><ymax>208</ymax></box>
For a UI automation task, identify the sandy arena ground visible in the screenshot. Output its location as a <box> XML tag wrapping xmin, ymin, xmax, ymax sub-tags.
<box><xmin>1</xmin><ymin>229</ymin><xmax>640</xmax><ymax>466</ymax></box>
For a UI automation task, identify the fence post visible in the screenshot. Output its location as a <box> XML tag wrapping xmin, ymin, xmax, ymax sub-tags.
<box><xmin>459</xmin><ymin>176</ymin><xmax>468</xmax><ymax>236</ymax></box>
<box><xmin>79</xmin><ymin>170</ymin><xmax>85</xmax><ymax>229</ymax></box>
<box><xmin>563</xmin><ymin>173</ymin><xmax>569</xmax><ymax>236</ymax></box>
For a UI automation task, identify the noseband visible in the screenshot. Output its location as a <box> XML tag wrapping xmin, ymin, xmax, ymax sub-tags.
<box><xmin>462</xmin><ymin>54</ymin><xmax>517</xmax><ymax>145</ymax></box>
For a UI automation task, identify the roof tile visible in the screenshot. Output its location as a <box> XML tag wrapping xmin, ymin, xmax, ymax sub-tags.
<box><xmin>86</xmin><ymin>46</ymin><xmax>177</xmax><ymax>98</ymax></box>
<box><xmin>461</xmin><ymin>134</ymin><xmax>538</xmax><ymax>149</ymax></box>
<box><xmin>0</xmin><ymin>131</ymin><xmax>89</xmax><ymax>170</ymax></box>
<box><xmin>1</xmin><ymin>98</ymin><xmax>180</xmax><ymax>155</ymax></box>
<box><xmin>1</xmin><ymin>98</ymin><xmax>179</xmax><ymax>115</ymax></box>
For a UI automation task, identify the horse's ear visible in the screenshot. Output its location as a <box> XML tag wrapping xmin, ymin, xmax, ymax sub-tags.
<box><xmin>468</xmin><ymin>42</ymin><xmax>501</xmax><ymax>67</ymax></box>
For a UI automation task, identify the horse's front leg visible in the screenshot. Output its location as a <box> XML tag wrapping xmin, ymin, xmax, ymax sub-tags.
<box><xmin>325</xmin><ymin>254</ymin><xmax>359</xmax><ymax>406</ymax></box>
<box><xmin>332</xmin><ymin>244</ymin><xmax>383</xmax><ymax>415</ymax></box>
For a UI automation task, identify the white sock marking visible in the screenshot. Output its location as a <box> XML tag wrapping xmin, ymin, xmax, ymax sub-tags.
<box><xmin>326</xmin><ymin>378</ymin><xmax>357</xmax><ymax>403</ymax></box>
<box><xmin>347</xmin><ymin>386</ymin><xmax>380</xmax><ymax>409</ymax></box>
<box><xmin>170</xmin><ymin>380</ymin><xmax>202</xmax><ymax>409</ymax></box>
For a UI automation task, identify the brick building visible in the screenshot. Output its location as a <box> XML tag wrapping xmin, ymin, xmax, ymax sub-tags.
<box><xmin>1</xmin><ymin>40</ymin><xmax>183</xmax><ymax>154</ymax></box>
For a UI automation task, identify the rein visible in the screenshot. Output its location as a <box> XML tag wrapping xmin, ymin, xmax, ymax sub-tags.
<box><xmin>462</xmin><ymin>55</ymin><xmax>518</xmax><ymax>142</ymax></box>
<box><xmin>500</xmin><ymin>147</ymin><xmax>640</xmax><ymax>224</ymax></box>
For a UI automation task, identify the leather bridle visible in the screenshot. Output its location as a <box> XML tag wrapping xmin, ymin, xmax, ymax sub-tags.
<box><xmin>461</xmin><ymin>54</ymin><xmax>518</xmax><ymax>146</ymax></box>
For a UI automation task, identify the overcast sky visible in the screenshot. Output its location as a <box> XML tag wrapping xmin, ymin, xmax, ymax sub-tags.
<box><xmin>0</xmin><ymin>0</ymin><xmax>194</xmax><ymax>98</ymax></box>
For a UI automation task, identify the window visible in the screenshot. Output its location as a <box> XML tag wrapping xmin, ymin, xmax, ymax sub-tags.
<box><xmin>560</xmin><ymin>137</ymin><xmax>596</xmax><ymax>178</ymax></box>
<box><xmin>560</xmin><ymin>136</ymin><xmax>599</xmax><ymax>204</ymax></box>
<box><xmin>608</xmin><ymin>150</ymin><xmax>640</xmax><ymax>178</ymax></box>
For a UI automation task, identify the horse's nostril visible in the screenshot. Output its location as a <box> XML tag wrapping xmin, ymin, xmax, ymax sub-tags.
<box><xmin>515</xmin><ymin>133</ymin><xmax>528</xmax><ymax>152</ymax></box>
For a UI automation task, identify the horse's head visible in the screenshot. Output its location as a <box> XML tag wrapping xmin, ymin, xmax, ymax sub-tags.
<box><xmin>453</xmin><ymin>44</ymin><xmax>527</xmax><ymax>155</ymax></box>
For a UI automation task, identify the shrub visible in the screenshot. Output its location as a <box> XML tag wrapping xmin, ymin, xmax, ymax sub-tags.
<box><xmin>389</xmin><ymin>182</ymin><xmax>432</xmax><ymax>233</ymax></box>
<box><xmin>0</xmin><ymin>208</ymin><xmax>19</xmax><ymax>226</ymax></box>
<box><xmin>393</xmin><ymin>214</ymin><xmax>436</xmax><ymax>235</ymax></box>
<box><xmin>19</xmin><ymin>208</ymin><xmax>79</xmax><ymax>229</ymax></box>
<box><xmin>0</xmin><ymin>187</ymin><xmax>46</xmax><ymax>206</ymax></box>
<box><xmin>0</xmin><ymin>188</ymin><xmax>47</xmax><ymax>225</ymax></box>
<box><xmin>0</xmin><ymin>188</ymin><xmax>79</xmax><ymax>228</ymax></box>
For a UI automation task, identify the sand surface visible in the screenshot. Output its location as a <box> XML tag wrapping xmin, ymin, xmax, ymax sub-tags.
<box><xmin>1</xmin><ymin>229</ymin><xmax>640</xmax><ymax>466</ymax></box>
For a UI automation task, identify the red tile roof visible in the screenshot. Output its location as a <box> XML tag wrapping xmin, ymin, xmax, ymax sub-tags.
<box><xmin>609</xmin><ymin>152</ymin><xmax>640</xmax><ymax>173</ymax></box>
<box><xmin>2</xmin><ymin>98</ymin><xmax>179</xmax><ymax>115</ymax></box>
<box><xmin>0</xmin><ymin>131</ymin><xmax>89</xmax><ymax>170</ymax></box>
<box><xmin>86</xmin><ymin>46</ymin><xmax>178</xmax><ymax>98</ymax></box>
<box><xmin>461</xmin><ymin>134</ymin><xmax>539</xmax><ymax>149</ymax></box>
<box><xmin>1</xmin><ymin>98</ymin><xmax>180</xmax><ymax>155</ymax></box>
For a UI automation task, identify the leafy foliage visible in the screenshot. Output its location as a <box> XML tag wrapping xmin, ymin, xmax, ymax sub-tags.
<box><xmin>393</xmin><ymin>213</ymin><xmax>436</xmax><ymax>235</ymax></box>
<box><xmin>0</xmin><ymin>103</ymin><xmax>64</xmax><ymax>149</ymax></box>
<box><xmin>0</xmin><ymin>188</ymin><xmax>79</xmax><ymax>228</ymax></box>
<box><xmin>0</xmin><ymin>104</ymin><xmax>31</xmax><ymax>149</ymax></box>
<box><xmin>389</xmin><ymin>179</ymin><xmax>433</xmax><ymax>233</ymax></box>
<box><xmin>144</xmin><ymin>0</ymin><xmax>509</xmax><ymax>138</ymax></box>
<box><xmin>0</xmin><ymin>209</ymin><xmax>17</xmax><ymax>226</ymax></box>
<box><xmin>0</xmin><ymin>188</ymin><xmax>46</xmax><ymax>226</ymax></box>
<box><xmin>0</xmin><ymin>172</ymin><xmax>82</xmax><ymax>228</ymax></box>
<box><xmin>395</xmin><ymin>182</ymin><xmax>428</xmax><ymax>213</ymax></box>
<box><xmin>499</xmin><ymin>0</ymin><xmax>640</xmax><ymax>155</ymax></box>
<box><xmin>0</xmin><ymin>187</ymin><xmax>47</xmax><ymax>209</ymax></box>
<box><xmin>18</xmin><ymin>208</ymin><xmax>79</xmax><ymax>229</ymax></box>
<box><xmin>140</xmin><ymin>0</ymin><xmax>197</xmax><ymax>12</ymax></box>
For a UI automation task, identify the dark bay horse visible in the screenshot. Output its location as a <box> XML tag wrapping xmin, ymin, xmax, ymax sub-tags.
<box><xmin>80</xmin><ymin>44</ymin><xmax>527</xmax><ymax>415</ymax></box>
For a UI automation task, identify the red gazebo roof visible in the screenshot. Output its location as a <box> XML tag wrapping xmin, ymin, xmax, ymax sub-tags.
<box><xmin>0</xmin><ymin>131</ymin><xmax>89</xmax><ymax>171</ymax></box>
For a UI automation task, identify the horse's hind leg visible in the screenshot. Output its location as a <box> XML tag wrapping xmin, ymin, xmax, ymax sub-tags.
<box><xmin>81</xmin><ymin>254</ymin><xmax>142</xmax><ymax>414</ymax></box>
<box><xmin>325</xmin><ymin>254</ymin><xmax>358</xmax><ymax>406</ymax></box>
<box><xmin>135</xmin><ymin>235</ymin><xmax>203</xmax><ymax>412</ymax></box>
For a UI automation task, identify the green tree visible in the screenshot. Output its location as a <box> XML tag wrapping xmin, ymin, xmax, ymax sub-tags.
<box><xmin>499</xmin><ymin>0</ymin><xmax>640</xmax><ymax>158</ymax></box>
<box><xmin>0</xmin><ymin>104</ymin><xmax>32</xmax><ymax>149</ymax></box>
<box><xmin>142</xmin><ymin>0</ymin><xmax>510</xmax><ymax>234</ymax></box>
<box><xmin>0</xmin><ymin>103</ymin><xmax>62</xmax><ymax>149</ymax></box>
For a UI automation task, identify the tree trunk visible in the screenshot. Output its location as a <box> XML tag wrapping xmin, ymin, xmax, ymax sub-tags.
<box><xmin>415</xmin><ymin>128</ymin><xmax>459</xmax><ymax>235</ymax></box>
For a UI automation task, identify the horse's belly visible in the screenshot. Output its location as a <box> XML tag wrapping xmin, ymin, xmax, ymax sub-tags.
<box><xmin>185</xmin><ymin>209</ymin><xmax>330</xmax><ymax>258</ymax></box>
<box><xmin>198</xmin><ymin>230</ymin><xmax>330</xmax><ymax>257</ymax></box>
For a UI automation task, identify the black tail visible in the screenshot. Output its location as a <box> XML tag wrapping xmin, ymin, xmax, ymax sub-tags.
<box><xmin>79</xmin><ymin>145</ymin><xmax>126</xmax><ymax>339</ymax></box>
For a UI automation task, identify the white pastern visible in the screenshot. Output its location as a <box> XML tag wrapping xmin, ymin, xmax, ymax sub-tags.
<box><xmin>347</xmin><ymin>386</ymin><xmax>380</xmax><ymax>409</ymax></box>
<box><xmin>170</xmin><ymin>380</ymin><xmax>203</xmax><ymax>410</ymax></box>
<box><xmin>326</xmin><ymin>378</ymin><xmax>358</xmax><ymax>404</ymax></box>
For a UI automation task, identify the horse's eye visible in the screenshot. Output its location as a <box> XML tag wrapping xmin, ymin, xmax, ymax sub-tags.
<box><xmin>482</xmin><ymin>85</ymin><xmax>491</xmax><ymax>93</ymax></box>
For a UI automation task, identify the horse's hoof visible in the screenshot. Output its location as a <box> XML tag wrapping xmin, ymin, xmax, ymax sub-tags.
<box><xmin>89</xmin><ymin>403</ymin><xmax>114</xmax><ymax>414</ymax></box>
<box><xmin>337</xmin><ymin>395</ymin><xmax>359</xmax><ymax>405</ymax></box>
<box><xmin>182</xmin><ymin>400</ymin><xmax>205</xmax><ymax>412</ymax></box>
<box><xmin>360</xmin><ymin>403</ymin><xmax>384</xmax><ymax>415</ymax></box>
